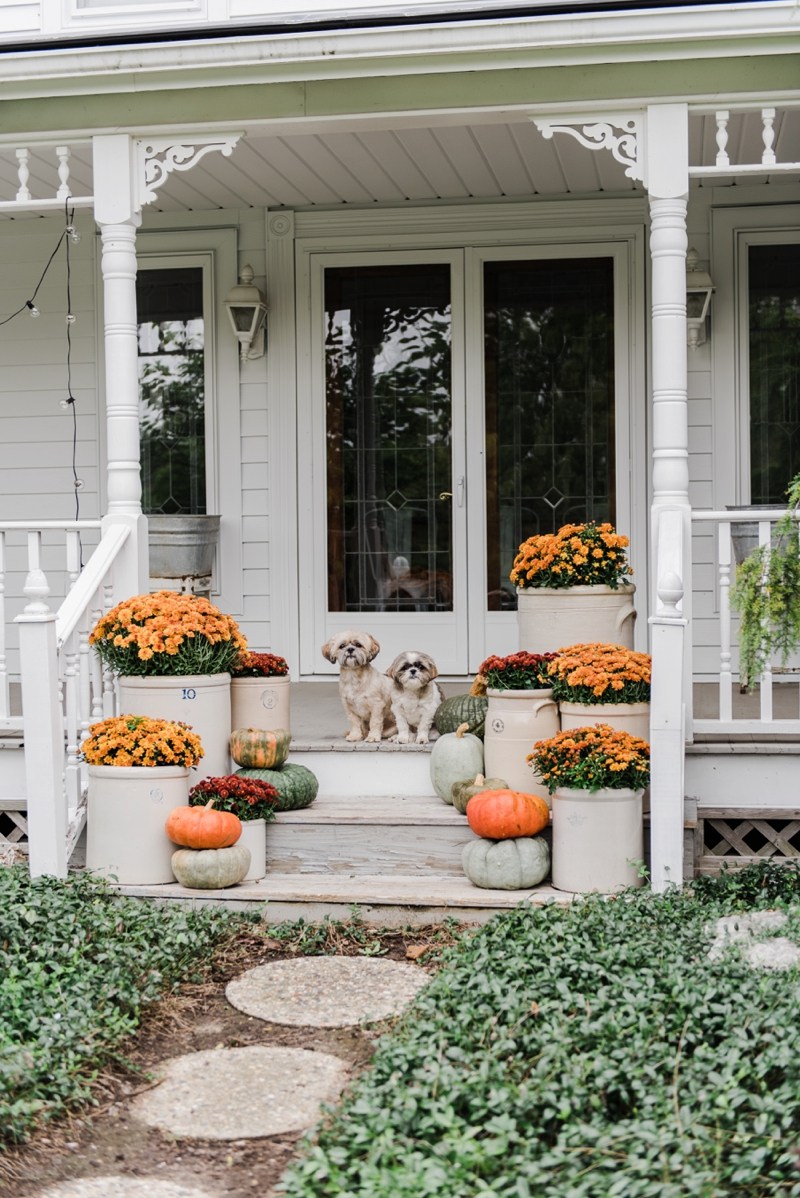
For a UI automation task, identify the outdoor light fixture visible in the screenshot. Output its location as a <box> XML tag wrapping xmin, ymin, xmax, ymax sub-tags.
<box><xmin>686</xmin><ymin>247</ymin><xmax>715</xmax><ymax>350</ymax></box>
<box><xmin>225</xmin><ymin>265</ymin><xmax>267</xmax><ymax>361</ymax></box>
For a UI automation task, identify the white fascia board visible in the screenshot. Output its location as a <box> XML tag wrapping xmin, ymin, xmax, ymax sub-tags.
<box><xmin>0</xmin><ymin>3</ymin><xmax>797</xmax><ymax>101</ymax></box>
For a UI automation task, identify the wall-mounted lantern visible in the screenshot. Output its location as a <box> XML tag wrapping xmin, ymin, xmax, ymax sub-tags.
<box><xmin>225</xmin><ymin>265</ymin><xmax>267</xmax><ymax>361</ymax></box>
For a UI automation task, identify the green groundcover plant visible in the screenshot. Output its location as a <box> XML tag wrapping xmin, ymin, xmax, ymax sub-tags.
<box><xmin>0</xmin><ymin>867</ymin><xmax>239</xmax><ymax>1145</ymax></box>
<box><xmin>282</xmin><ymin>863</ymin><xmax>800</xmax><ymax>1198</ymax></box>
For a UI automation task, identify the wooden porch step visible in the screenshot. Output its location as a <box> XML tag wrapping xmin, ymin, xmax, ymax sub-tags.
<box><xmin>268</xmin><ymin>792</ymin><xmax>478</xmax><ymax>876</ymax></box>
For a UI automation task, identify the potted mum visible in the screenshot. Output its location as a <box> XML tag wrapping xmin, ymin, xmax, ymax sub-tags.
<box><xmin>230</xmin><ymin>650</ymin><xmax>291</xmax><ymax>736</ymax></box>
<box><xmin>730</xmin><ymin>473</ymin><xmax>800</xmax><ymax>691</ymax></box>
<box><xmin>189</xmin><ymin>774</ymin><xmax>279</xmax><ymax>881</ymax></box>
<box><xmin>547</xmin><ymin>643</ymin><xmax>651</xmax><ymax>740</ymax></box>
<box><xmin>90</xmin><ymin>590</ymin><xmax>247</xmax><ymax>777</ymax></box>
<box><xmin>530</xmin><ymin>723</ymin><xmax>649</xmax><ymax>894</ymax></box>
<box><xmin>82</xmin><ymin>714</ymin><xmax>204</xmax><ymax>885</ymax></box>
<box><xmin>509</xmin><ymin>522</ymin><xmax>636</xmax><ymax>654</ymax></box>
<box><xmin>473</xmin><ymin>652</ymin><xmax>559</xmax><ymax>800</ymax></box>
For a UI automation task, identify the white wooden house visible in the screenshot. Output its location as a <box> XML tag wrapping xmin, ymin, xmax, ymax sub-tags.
<box><xmin>0</xmin><ymin>0</ymin><xmax>799</xmax><ymax>906</ymax></box>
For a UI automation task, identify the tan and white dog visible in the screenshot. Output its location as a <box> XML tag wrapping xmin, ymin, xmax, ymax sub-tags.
<box><xmin>385</xmin><ymin>651</ymin><xmax>444</xmax><ymax>744</ymax></box>
<box><xmin>321</xmin><ymin>631</ymin><xmax>395</xmax><ymax>742</ymax></box>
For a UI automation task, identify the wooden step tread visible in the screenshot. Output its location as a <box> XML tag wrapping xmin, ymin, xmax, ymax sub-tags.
<box><xmin>275</xmin><ymin>793</ymin><xmax>461</xmax><ymax>825</ymax></box>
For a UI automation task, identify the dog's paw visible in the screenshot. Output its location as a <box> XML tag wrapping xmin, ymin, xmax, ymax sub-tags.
<box><xmin>415</xmin><ymin>731</ymin><xmax>430</xmax><ymax>744</ymax></box>
<box><xmin>394</xmin><ymin>731</ymin><xmax>411</xmax><ymax>744</ymax></box>
<box><xmin>345</xmin><ymin>729</ymin><xmax>364</xmax><ymax>742</ymax></box>
<box><xmin>365</xmin><ymin>730</ymin><xmax>382</xmax><ymax>743</ymax></box>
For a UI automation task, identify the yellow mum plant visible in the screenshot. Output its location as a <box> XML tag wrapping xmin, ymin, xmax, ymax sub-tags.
<box><xmin>81</xmin><ymin>715</ymin><xmax>204</xmax><ymax>768</ymax></box>
<box><xmin>509</xmin><ymin>522</ymin><xmax>632</xmax><ymax>590</ymax></box>
<box><xmin>547</xmin><ymin>643</ymin><xmax>651</xmax><ymax>706</ymax></box>
<box><xmin>90</xmin><ymin>591</ymin><xmax>247</xmax><ymax>677</ymax></box>
<box><xmin>529</xmin><ymin>724</ymin><xmax>650</xmax><ymax>794</ymax></box>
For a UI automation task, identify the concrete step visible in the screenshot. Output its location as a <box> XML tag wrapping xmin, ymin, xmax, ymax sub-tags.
<box><xmin>287</xmin><ymin>742</ymin><xmax>435</xmax><ymax>797</ymax></box>
<box><xmin>268</xmin><ymin>792</ymin><xmax>478</xmax><ymax>876</ymax></box>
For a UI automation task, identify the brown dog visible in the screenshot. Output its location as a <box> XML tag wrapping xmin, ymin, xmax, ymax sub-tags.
<box><xmin>321</xmin><ymin>631</ymin><xmax>395</xmax><ymax>742</ymax></box>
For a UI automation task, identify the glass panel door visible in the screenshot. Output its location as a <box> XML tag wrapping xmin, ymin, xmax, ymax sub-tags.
<box><xmin>483</xmin><ymin>257</ymin><xmax>615</xmax><ymax>611</ymax></box>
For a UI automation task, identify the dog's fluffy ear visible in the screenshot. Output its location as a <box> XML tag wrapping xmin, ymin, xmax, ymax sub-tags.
<box><xmin>321</xmin><ymin>637</ymin><xmax>338</xmax><ymax>663</ymax></box>
<box><xmin>419</xmin><ymin>653</ymin><xmax>439</xmax><ymax>680</ymax></box>
<box><xmin>385</xmin><ymin>653</ymin><xmax>405</xmax><ymax>679</ymax></box>
<box><xmin>365</xmin><ymin>634</ymin><xmax>381</xmax><ymax>662</ymax></box>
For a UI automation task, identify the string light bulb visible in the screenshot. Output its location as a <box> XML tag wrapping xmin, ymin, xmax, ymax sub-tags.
<box><xmin>73</xmin><ymin>478</ymin><xmax>84</xmax><ymax>490</ymax></box>
<box><xmin>26</xmin><ymin>300</ymin><xmax>40</xmax><ymax>318</ymax></box>
<box><xmin>65</xmin><ymin>313</ymin><xmax>76</xmax><ymax>324</ymax></box>
<box><xmin>66</xmin><ymin>225</ymin><xmax>81</xmax><ymax>245</ymax></box>
<box><xmin>60</xmin><ymin>398</ymin><xmax>75</xmax><ymax>409</ymax></box>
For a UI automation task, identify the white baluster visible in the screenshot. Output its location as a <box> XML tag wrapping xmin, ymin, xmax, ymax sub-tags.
<box><xmin>102</xmin><ymin>580</ymin><xmax>116</xmax><ymax>716</ymax></box>
<box><xmin>63</xmin><ymin>632</ymin><xmax>81</xmax><ymax>816</ymax></box>
<box><xmin>89</xmin><ymin>600</ymin><xmax>105</xmax><ymax>721</ymax></box>
<box><xmin>56</xmin><ymin>146</ymin><xmax>71</xmax><ymax>201</ymax></box>
<box><xmin>78</xmin><ymin>607</ymin><xmax>93</xmax><ymax>744</ymax></box>
<box><xmin>761</xmin><ymin>108</ymin><xmax>776</xmax><ymax>167</ymax></box>
<box><xmin>714</xmin><ymin>110</ymin><xmax>730</xmax><ymax>167</ymax></box>
<box><xmin>15</xmin><ymin>149</ymin><xmax>31</xmax><ymax>202</ymax></box>
<box><xmin>718</xmin><ymin>522</ymin><xmax>732</xmax><ymax>721</ymax></box>
<box><xmin>65</xmin><ymin>529</ymin><xmax>82</xmax><ymax>589</ymax></box>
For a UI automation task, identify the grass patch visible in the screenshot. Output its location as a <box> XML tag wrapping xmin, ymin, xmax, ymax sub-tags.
<box><xmin>0</xmin><ymin>866</ymin><xmax>241</xmax><ymax>1146</ymax></box>
<box><xmin>281</xmin><ymin>864</ymin><xmax>800</xmax><ymax>1198</ymax></box>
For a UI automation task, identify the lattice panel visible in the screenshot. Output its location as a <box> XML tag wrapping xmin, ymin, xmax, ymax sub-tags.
<box><xmin>696</xmin><ymin>809</ymin><xmax>800</xmax><ymax>875</ymax></box>
<box><xmin>0</xmin><ymin>809</ymin><xmax>28</xmax><ymax>846</ymax></box>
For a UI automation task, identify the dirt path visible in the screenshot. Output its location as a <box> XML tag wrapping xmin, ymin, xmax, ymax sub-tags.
<box><xmin>2</xmin><ymin>922</ymin><xmax>459</xmax><ymax>1198</ymax></box>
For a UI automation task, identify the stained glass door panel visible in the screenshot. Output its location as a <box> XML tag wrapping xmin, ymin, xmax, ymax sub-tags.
<box><xmin>325</xmin><ymin>263</ymin><xmax>455</xmax><ymax>614</ymax></box>
<box><xmin>483</xmin><ymin>257</ymin><xmax>616</xmax><ymax>611</ymax></box>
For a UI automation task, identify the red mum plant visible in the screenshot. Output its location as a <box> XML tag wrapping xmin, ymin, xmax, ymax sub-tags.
<box><xmin>230</xmin><ymin>652</ymin><xmax>290</xmax><ymax>678</ymax></box>
<box><xmin>471</xmin><ymin>651</ymin><xmax>557</xmax><ymax>695</ymax></box>
<box><xmin>189</xmin><ymin>775</ymin><xmax>279</xmax><ymax>822</ymax></box>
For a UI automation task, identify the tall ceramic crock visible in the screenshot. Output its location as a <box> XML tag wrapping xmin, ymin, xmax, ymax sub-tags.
<box><xmin>483</xmin><ymin>688</ymin><xmax>560</xmax><ymax>802</ymax></box>
<box><xmin>551</xmin><ymin>785</ymin><xmax>645</xmax><ymax>894</ymax></box>
<box><xmin>558</xmin><ymin>701</ymin><xmax>651</xmax><ymax>742</ymax></box>
<box><xmin>230</xmin><ymin>674</ymin><xmax>291</xmax><ymax>736</ymax></box>
<box><xmin>516</xmin><ymin>583</ymin><xmax>636</xmax><ymax>654</ymax></box>
<box><xmin>117</xmin><ymin>673</ymin><xmax>231</xmax><ymax>778</ymax></box>
<box><xmin>85</xmin><ymin>764</ymin><xmax>190</xmax><ymax>885</ymax></box>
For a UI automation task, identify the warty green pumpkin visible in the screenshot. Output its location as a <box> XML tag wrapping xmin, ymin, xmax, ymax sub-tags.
<box><xmin>462</xmin><ymin>836</ymin><xmax>550</xmax><ymax>890</ymax></box>
<box><xmin>171</xmin><ymin>844</ymin><xmax>251</xmax><ymax>889</ymax></box>
<box><xmin>235</xmin><ymin>762</ymin><xmax>318</xmax><ymax>811</ymax></box>
<box><xmin>450</xmin><ymin>773</ymin><xmax>508</xmax><ymax>816</ymax></box>
<box><xmin>430</xmin><ymin>723</ymin><xmax>484</xmax><ymax>804</ymax></box>
<box><xmin>434</xmin><ymin>693</ymin><xmax>488</xmax><ymax>739</ymax></box>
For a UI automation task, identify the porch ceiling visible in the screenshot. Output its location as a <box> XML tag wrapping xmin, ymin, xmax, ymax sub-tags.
<box><xmin>1</xmin><ymin>108</ymin><xmax>798</xmax><ymax>215</ymax></box>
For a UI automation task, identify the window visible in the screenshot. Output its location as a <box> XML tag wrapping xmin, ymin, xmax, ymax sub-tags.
<box><xmin>137</xmin><ymin>267</ymin><xmax>206</xmax><ymax>515</ymax></box>
<box><xmin>748</xmin><ymin>243</ymin><xmax>800</xmax><ymax>503</ymax></box>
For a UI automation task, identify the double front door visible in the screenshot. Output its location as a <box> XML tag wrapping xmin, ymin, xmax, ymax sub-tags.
<box><xmin>300</xmin><ymin>244</ymin><xmax>634</xmax><ymax>676</ymax></box>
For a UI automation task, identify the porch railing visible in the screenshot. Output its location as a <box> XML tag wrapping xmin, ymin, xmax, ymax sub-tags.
<box><xmin>690</xmin><ymin>508</ymin><xmax>800</xmax><ymax>736</ymax></box>
<box><xmin>13</xmin><ymin>521</ymin><xmax>131</xmax><ymax>877</ymax></box>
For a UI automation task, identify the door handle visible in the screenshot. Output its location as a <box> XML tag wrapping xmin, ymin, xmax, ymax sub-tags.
<box><xmin>439</xmin><ymin>491</ymin><xmax>452</xmax><ymax>500</ymax></box>
<box><xmin>457</xmin><ymin>476</ymin><xmax>465</xmax><ymax>507</ymax></box>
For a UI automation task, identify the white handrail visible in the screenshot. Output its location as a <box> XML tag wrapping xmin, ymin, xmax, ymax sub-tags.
<box><xmin>56</xmin><ymin>523</ymin><xmax>130</xmax><ymax>647</ymax></box>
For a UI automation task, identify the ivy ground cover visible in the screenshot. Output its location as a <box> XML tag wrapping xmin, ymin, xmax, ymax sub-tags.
<box><xmin>0</xmin><ymin>867</ymin><xmax>239</xmax><ymax>1145</ymax></box>
<box><xmin>283</xmin><ymin>865</ymin><xmax>800</xmax><ymax>1198</ymax></box>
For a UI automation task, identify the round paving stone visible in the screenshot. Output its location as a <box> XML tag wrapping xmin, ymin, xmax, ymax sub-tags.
<box><xmin>226</xmin><ymin>956</ymin><xmax>429</xmax><ymax>1028</ymax></box>
<box><xmin>130</xmin><ymin>1045</ymin><xmax>347</xmax><ymax>1140</ymax></box>
<box><xmin>37</xmin><ymin>1182</ymin><xmax>212</xmax><ymax>1198</ymax></box>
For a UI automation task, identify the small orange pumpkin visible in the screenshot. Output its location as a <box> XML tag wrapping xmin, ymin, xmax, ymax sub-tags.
<box><xmin>165</xmin><ymin>800</ymin><xmax>242</xmax><ymax>849</ymax></box>
<box><xmin>230</xmin><ymin>727</ymin><xmax>291</xmax><ymax>770</ymax></box>
<box><xmin>465</xmin><ymin>789</ymin><xmax>549</xmax><ymax>841</ymax></box>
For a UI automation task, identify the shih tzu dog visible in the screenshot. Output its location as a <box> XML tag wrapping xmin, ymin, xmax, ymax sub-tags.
<box><xmin>385</xmin><ymin>651</ymin><xmax>444</xmax><ymax>744</ymax></box>
<box><xmin>321</xmin><ymin>631</ymin><xmax>395</xmax><ymax>743</ymax></box>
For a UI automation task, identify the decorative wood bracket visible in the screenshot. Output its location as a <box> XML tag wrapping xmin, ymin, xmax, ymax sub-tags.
<box><xmin>533</xmin><ymin>115</ymin><xmax>644</xmax><ymax>183</ymax></box>
<box><xmin>136</xmin><ymin>135</ymin><xmax>241</xmax><ymax>208</ymax></box>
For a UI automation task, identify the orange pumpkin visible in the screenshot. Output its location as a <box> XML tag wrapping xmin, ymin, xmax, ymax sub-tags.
<box><xmin>165</xmin><ymin>801</ymin><xmax>242</xmax><ymax>849</ymax></box>
<box><xmin>465</xmin><ymin>789</ymin><xmax>549</xmax><ymax>841</ymax></box>
<box><xmin>230</xmin><ymin>727</ymin><xmax>291</xmax><ymax>769</ymax></box>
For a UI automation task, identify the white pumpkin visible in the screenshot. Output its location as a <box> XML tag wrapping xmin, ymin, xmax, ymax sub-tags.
<box><xmin>430</xmin><ymin>723</ymin><xmax>484</xmax><ymax>804</ymax></box>
<box><xmin>461</xmin><ymin>835</ymin><xmax>550</xmax><ymax>890</ymax></box>
<box><xmin>171</xmin><ymin>844</ymin><xmax>251</xmax><ymax>889</ymax></box>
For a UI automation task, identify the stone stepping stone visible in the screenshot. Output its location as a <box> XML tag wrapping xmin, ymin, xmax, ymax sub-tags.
<box><xmin>226</xmin><ymin>956</ymin><xmax>428</xmax><ymax>1028</ymax></box>
<box><xmin>36</xmin><ymin>1182</ymin><xmax>213</xmax><ymax>1198</ymax></box>
<box><xmin>708</xmin><ymin>910</ymin><xmax>800</xmax><ymax>969</ymax></box>
<box><xmin>130</xmin><ymin>1045</ymin><xmax>347</xmax><ymax>1140</ymax></box>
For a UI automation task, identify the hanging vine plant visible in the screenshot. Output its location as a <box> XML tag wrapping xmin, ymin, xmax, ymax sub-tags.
<box><xmin>730</xmin><ymin>473</ymin><xmax>800</xmax><ymax>690</ymax></box>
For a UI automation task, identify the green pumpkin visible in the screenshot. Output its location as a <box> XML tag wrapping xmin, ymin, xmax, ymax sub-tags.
<box><xmin>235</xmin><ymin>762</ymin><xmax>318</xmax><ymax>811</ymax></box>
<box><xmin>450</xmin><ymin>773</ymin><xmax>508</xmax><ymax>816</ymax></box>
<box><xmin>430</xmin><ymin>723</ymin><xmax>484</xmax><ymax>805</ymax></box>
<box><xmin>434</xmin><ymin>694</ymin><xmax>488</xmax><ymax>739</ymax></box>
<box><xmin>171</xmin><ymin>844</ymin><xmax>251</xmax><ymax>889</ymax></box>
<box><xmin>461</xmin><ymin>836</ymin><xmax>550</xmax><ymax>890</ymax></box>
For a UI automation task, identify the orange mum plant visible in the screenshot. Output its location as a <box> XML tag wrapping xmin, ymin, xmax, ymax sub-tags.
<box><xmin>81</xmin><ymin>714</ymin><xmax>204</xmax><ymax>768</ymax></box>
<box><xmin>509</xmin><ymin>522</ymin><xmax>632</xmax><ymax>590</ymax></box>
<box><xmin>90</xmin><ymin>591</ymin><xmax>247</xmax><ymax>676</ymax></box>
<box><xmin>529</xmin><ymin>723</ymin><xmax>650</xmax><ymax>794</ymax></box>
<box><xmin>547</xmin><ymin>643</ymin><xmax>651</xmax><ymax>706</ymax></box>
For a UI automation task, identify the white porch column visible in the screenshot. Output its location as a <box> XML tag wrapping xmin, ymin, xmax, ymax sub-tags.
<box><xmin>93</xmin><ymin>134</ymin><xmax>148</xmax><ymax>597</ymax></box>
<box><xmin>646</xmin><ymin>104</ymin><xmax>690</xmax><ymax>890</ymax></box>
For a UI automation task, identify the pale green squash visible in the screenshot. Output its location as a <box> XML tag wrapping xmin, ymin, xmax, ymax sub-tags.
<box><xmin>450</xmin><ymin>773</ymin><xmax>508</xmax><ymax>816</ymax></box>
<box><xmin>461</xmin><ymin>836</ymin><xmax>550</xmax><ymax>890</ymax></box>
<box><xmin>430</xmin><ymin>723</ymin><xmax>484</xmax><ymax>804</ymax></box>
<box><xmin>171</xmin><ymin>844</ymin><xmax>251</xmax><ymax>889</ymax></box>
